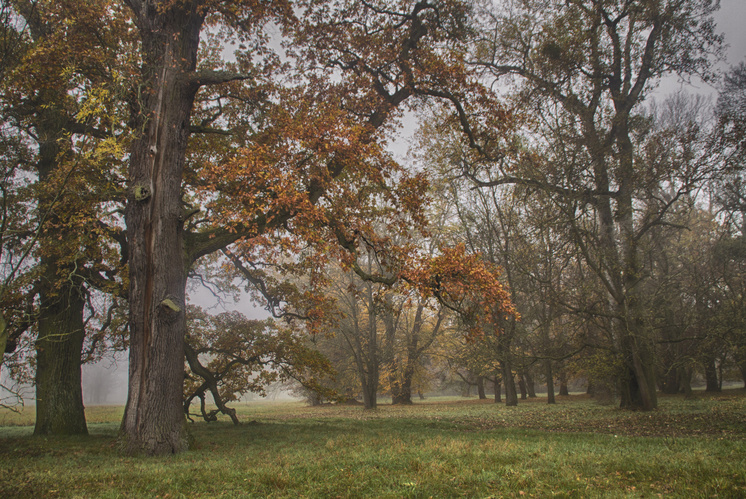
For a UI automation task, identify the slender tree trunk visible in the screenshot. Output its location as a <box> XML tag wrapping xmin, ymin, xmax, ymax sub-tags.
<box><xmin>559</xmin><ymin>371</ymin><xmax>569</xmax><ymax>397</ymax></box>
<box><xmin>362</xmin><ymin>272</ymin><xmax>379</xmax><ymax>410</ymax></box>
<box><xmin>501</xmin><ymin>360</ymin><xmax>517</xmax><ymax>407</ymax></box>
<box><xmin>518</xmin><ymin>374</ymin><xmax>527</xmax><ymax>400</ymax></box>
<box><xmin>682</xmin><ymin>367</ymin><xmax>694</xmax><ymax>398</ymax></box>
<box><xmin>704</xmin><ymin>357</ymin><xmax>720</xmax><ymax>392</ymax></box>
<box><xmin>183</xmin><ymin>342</ymin><xmax>239</xmax><ymax>425</ymax></box>
<box><xmin>660</xmin><ymin>364</ymin><xmax>680</xmax><ymax>394</ymax></box>
<box><xmin>617</xmin><ymin>117</ymin><xmax>658</xmax><ymax>411</ymax></box>
<box><xmin>383</xmin><ymin>299</ymin><xmax>403</xmax><ymax>404</ymax></box>
<box><xmin>493</xmin><ymin>376</ymin><xmax>501</xmax><ymax>403</ymax></box>
<box><xmin>524</xmin><ymin>371</ymin><xmax>536</xmax><ymax>398</ymax></box>
<box><xmin>477</xmin><ymin>376</ymin><xmax>486</xmax><ymax>399</ymax></box>
<box><xmin>545</xmin><ymin>360</ymin><xmax>555</xmax><ymax>404</ymax></box>
<box><xmin>119</xmin><ymin>3</ymin><xmax>205</xmax><ymax>455</ymax></box>
<box><xmin>34</xmin><ymin>276</ymin><xmax>87</xmax><ymax>435</ymax></box>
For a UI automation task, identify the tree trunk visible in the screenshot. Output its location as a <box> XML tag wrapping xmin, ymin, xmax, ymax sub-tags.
<box><xmin>362</xmin><ymin>271</ymin><xmax>379</xmax><ymax>410</ymax></box>
<box><xmin>361</xmin><ymin>375</ymin><xmax>378</xmax><ymax>409</ymax></box>
<box><xmin>616</xmin><ymin>313</ymin><xmax>658</xmax><ymax>410</ymax></box>
<box><xmin>383</xmin><ymin>299</ymin><xmax>404</xmax><ymax>404</ymax></box>
<box><xmin>524</xmin><ymin>371</ymin><xmax>536</xmax><ymax>398</ymax></box>
<box><xmin>501</xmin><ymin>361</ymin><xmax>518</xmax><ymax>407</ymax></box>
<box><xmin>119</xmin><ymin>3</ymin><xmax>205</xmax><ymax>455</ymax></box>
<box><xmin>33</xmin><ymin>94</ymin><xmax>89</xmax><ymax>436</ymax></box>
<box><xmin>704</xmin><ymin>358</ymin><xmax>720</xmax><ymax>392</ymax></box>
<box><xmin>34</xmin><ymin>276</ymin><xmax>88</xmax><ymax>435</ymax></box>
<box><xmin>392</xmin><ymin>361</ymin><xmax>414</xmax><ymax>405</ymax></box>
<box><xmin>183</xmin><ymin>342</ymin><xmax>239</xmax><ymax>425</ymax></box>
<box><xmin>493</xmin><ymin>376</ymin><xmax>501</xmax><ymax>403</ymax></box>
<box><xmin>660</xmin><ymin>365</ymin><xmax>681</xmax><ymax>394</ymax></box>
<box><xmin>545</xmin><ymin>360</ymin><xmax>555</xmax><ymax>404</ymax></box>
<box><xmin>391</xmin><ymin>309</ymin><xmax>418</xmax><ymax>405</ymax></box>
<box><xmin>616</xmin><ymin>111</ymin><xmax>658</xmax><ymax>411</ymax></box>
<box><xmin>477</xmin><ymin>376</ymin><xmax>486</xmax><ymax>399</ymax></box>
<box><xmin>558</xmin><ymin>371</ymin><xmax>569</xmax><ymax>396</ymax></box>
<box><xmin>681</xmin><ymin>367</ymin><xmax>694</xmax><ymax>399</ymax></box>
<box><xmin>518</xmin><ymin>374</ymin><xmax>527</xmax><ymax>400</ymax></box>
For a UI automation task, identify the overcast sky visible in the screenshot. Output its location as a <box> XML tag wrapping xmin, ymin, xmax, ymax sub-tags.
<box><xmin>658</xmin><ymin>0</ymin><xmax>746</xmax><ymax>96</ymax></box>
<box><xmin>716</xmin><ymin>0</ymin><xmax>746</xmax><ymax>66</ymax></box>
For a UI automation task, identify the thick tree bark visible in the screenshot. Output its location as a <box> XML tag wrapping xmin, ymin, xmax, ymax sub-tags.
<box><xmin>34</xmin><ymin>99</ymin><xmax>88</xmax><ymax>436</ymax></box>
<box><xmin>119</xmin><ymin>2</ymin><xmax>205</xmax><ymax>455</ymax></box>
<box><xmin>617</xmin><ymin>288</ymin><xmax>658</xmax><ymax>409</ymax></box>
<box><xmin>34</xmin><ymin>276</ymin><xmax>87</xmax><ymax>435</ymax></box>
<box><xmin>391</xmin><ymin>356</ymin><xmax>414</xmax><ymax>405</ymax></box>
<box><xmin>384</xmin><ymin>300</ymin><xmax>410</xmax><ymax>405</ymax></box>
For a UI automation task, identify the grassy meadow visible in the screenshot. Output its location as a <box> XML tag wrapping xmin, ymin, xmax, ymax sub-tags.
<box><xmin>0</xmin><ymin>391</ymin><xmax>744</xmax><ymax>498</ymax></box>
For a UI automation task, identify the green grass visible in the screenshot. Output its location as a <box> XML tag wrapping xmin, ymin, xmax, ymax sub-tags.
<box><xmin>1</xmin><ymin>392</ymin><xmax>745</xmax><ymax>498</ymax></box>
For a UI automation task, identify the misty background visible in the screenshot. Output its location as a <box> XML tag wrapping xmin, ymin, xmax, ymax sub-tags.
<box><xmin>4</xmin><ymin>0</ymin><xmax>745</xmax><ymax>408</ymax></box>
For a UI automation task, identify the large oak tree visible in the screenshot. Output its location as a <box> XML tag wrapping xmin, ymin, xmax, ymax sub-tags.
<box><xmin>0</xmin><ymin>0</ymin><xmax>129</xmax><ymax>433</ymax></box>
<box><xmin>119</xmin><ymin>0</ymin><xmax>512</xmax><ymax>455</ymax></box>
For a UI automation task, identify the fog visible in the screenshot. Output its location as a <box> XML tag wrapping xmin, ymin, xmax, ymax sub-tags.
<box><xmin>82</xmin><ymin>352</ymin><xmax>129</xmax><ymax>406</ymax></box>
<box><xmin>17</xmin><ymin>0</ymin><xmax>746</xmax><ymax>410</ymax></box>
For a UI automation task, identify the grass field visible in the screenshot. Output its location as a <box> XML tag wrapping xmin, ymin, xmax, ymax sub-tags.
<box><xmin>1</xmin><ymin>391</ymin><xmax>744</xmax><ymax>498</ymax></box>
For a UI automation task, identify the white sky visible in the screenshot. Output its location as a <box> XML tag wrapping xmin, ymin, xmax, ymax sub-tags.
<box><xmin>716</xmin><ymin>0</ymin><xmax>746</xmax><ymax>66</ymax></box>
<box><xmin>658</xmin><ymin>0</ymin><xmax>746</xmax><ymax>96</ymax></box>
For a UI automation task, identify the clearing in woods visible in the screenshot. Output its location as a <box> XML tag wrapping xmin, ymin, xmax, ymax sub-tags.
<box><xmin>0</xmin><ymin>391</ymin><xmax>744</xmax><ymax>497</ymax></box>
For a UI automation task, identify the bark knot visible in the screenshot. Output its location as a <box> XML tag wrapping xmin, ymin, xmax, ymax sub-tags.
<box><xmin>159</xmin><ymin>297</ymin><xmax>182</xmax><ymax>314</ymax></box>
<box><xmin>133</xmin><ymin>184</ymin><xmax>152</xmax><ymax>202</ymax></box>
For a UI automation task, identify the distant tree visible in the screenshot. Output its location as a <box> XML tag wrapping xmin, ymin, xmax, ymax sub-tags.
<box><xmin>183</xmin><ymin>307</ymin><xmax>333</xmax><ymax>424</ymax></box>
<box><xmin>711</xmin><ymin>63</ymin><xmax>746</xmax><ymax>386</ymax></box>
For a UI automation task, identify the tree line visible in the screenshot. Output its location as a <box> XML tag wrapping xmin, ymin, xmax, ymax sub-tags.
<box><xmin>0</xmin><ymin>0</ymin><xmax>742</xmax><ymax>455</ymax></box>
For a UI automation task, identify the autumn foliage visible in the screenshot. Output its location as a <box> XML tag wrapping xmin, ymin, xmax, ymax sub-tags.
<box><xmin>404</xmin><ymin>243</ymin><xmax>517</xmax><ymax>338</ymax></box>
